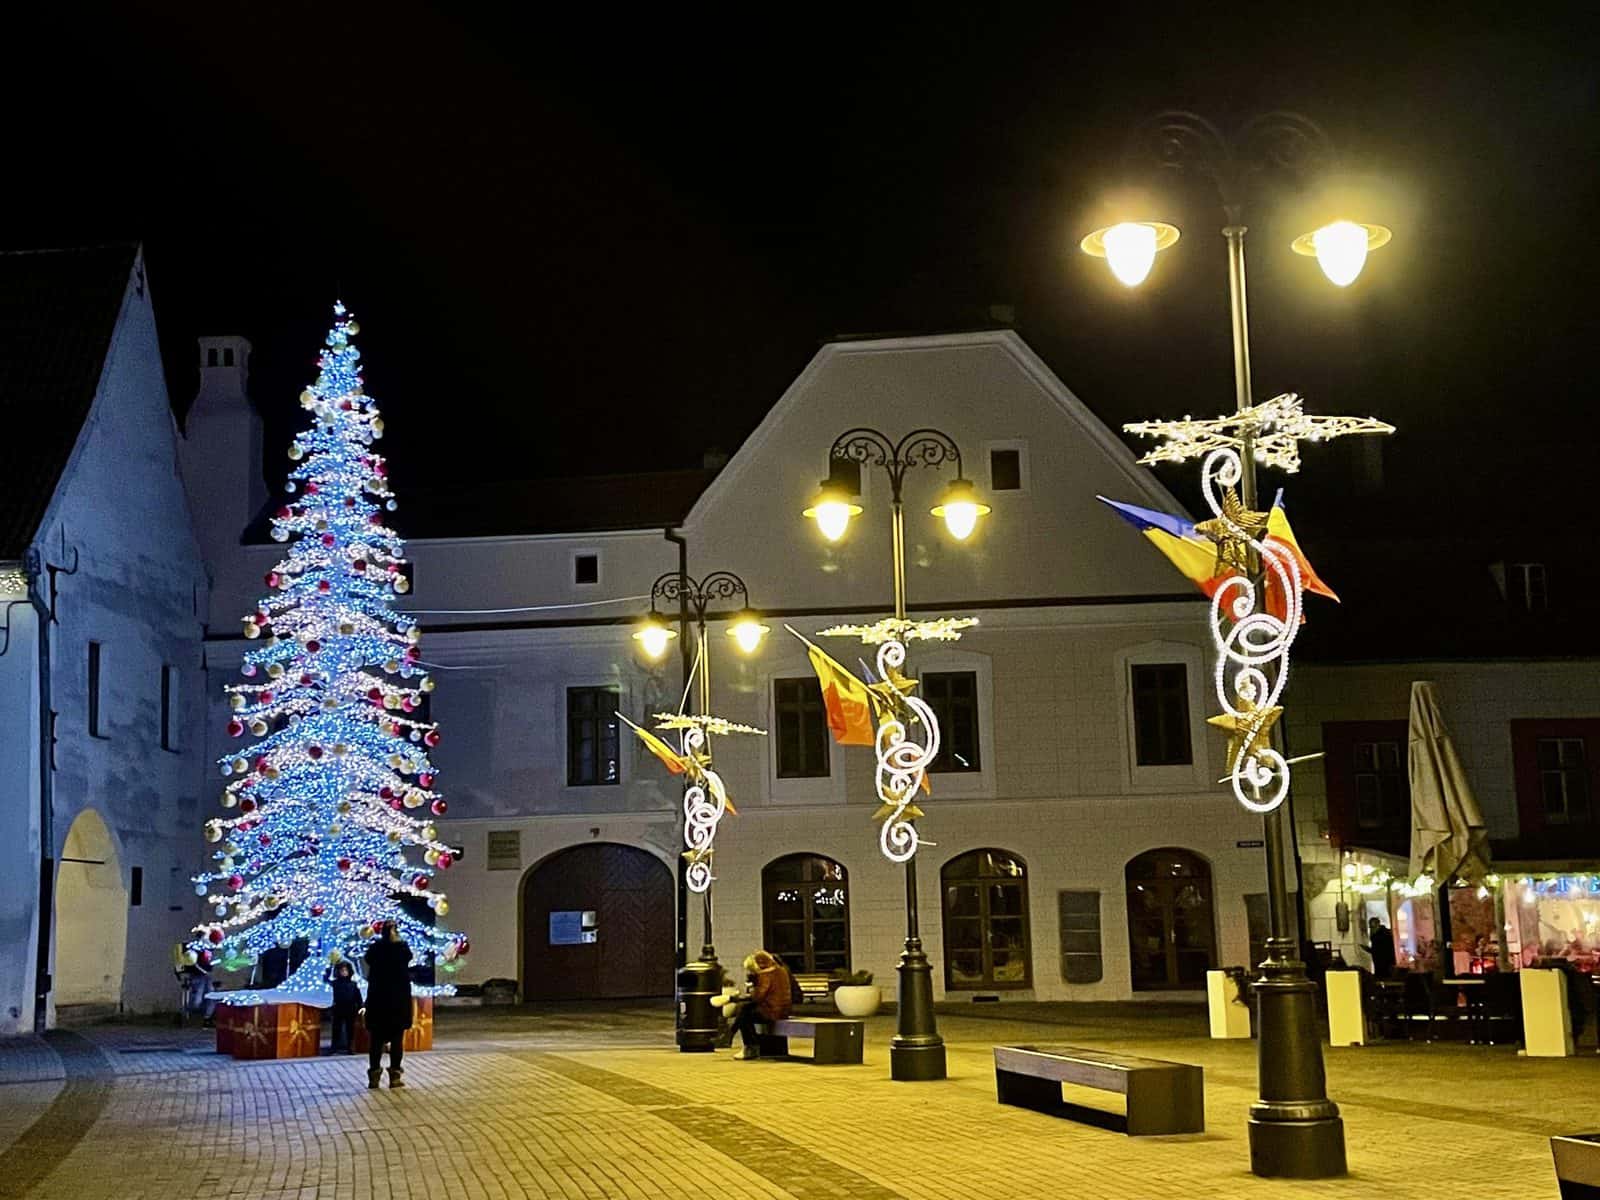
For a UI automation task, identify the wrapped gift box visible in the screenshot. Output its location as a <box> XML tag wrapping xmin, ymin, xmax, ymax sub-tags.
<box><xmin>353</xmin><ymin>996</ymin><xmax>434</xmax><ymax>1053</ymax></box>
<box><xmin>220</xmin><ymin>1002</ymin><xmax>323</xmax><ymax>1060</ymax></box>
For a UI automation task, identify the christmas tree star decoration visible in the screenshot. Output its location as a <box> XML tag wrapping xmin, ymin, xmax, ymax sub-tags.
<box><xmin>1207</xmin><ymin>701</ymin><xmax>1283</xmax><ymax>773</ymax></box>
<box><xmin>1123</xmin><ymin>392</ymin><xmax>1394</xmax><ymax>474</ymax></box>
<box><xmin>188</xmin><ymin>304</ymin><xmax>467</xmax><ymax>1003</ymax></box>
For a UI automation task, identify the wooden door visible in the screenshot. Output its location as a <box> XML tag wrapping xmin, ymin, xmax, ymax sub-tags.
<box><xmin>522</xmin><ymin>844</ymin><xmax>674</xmax><ymax>1000</ymax></box>
<box><xmin>1125</xmin><ymin>849</ymin><xmax>1217</xmax><ymax>991</ymax></box>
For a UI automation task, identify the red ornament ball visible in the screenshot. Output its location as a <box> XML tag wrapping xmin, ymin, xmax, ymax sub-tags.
<box><xmin>379</xmin><ymin>786</ymin><xmax>394</xmax><ymax>799</ymax></box>
<box><xmin>300</xmin><ymin>673</ymin><xmax>314</xmax><ymax>686</ymax></box>
<box><xmin>276</xmin><ymin>506</ymin><xmax>291</xmax><ymax>519</ymax></box>
<box><xmin>337</xmin><ymin>858</ymin><xmax>352</xmax><ymax>872</ymax></box>
<box><xmin>430</xmin><ymin>799</ymin><xmax>447</xmax><ymax>816</ymax></box>
<box><xmin>265</xmin><ymin>571</ymin><xmax>280</xmax><ymax>587</ymax></box>
<box><xmin>353</xmin><ymin>559</ymin><xmax>367</xmax><ymax>572</ymax></box>
<box><xmin>413</xmin><ymin>874</ymin><xmax>429</xmax><ymax>889</ymax></box>
<box><xmin>306</xmin><ymin>640</ymin><xmax>321</xmax><ymax>654</ymax></box>
<box><xmin>375</xmin><ymin>462</ymin><xmax>388</xmax><ymax>477</ymax></box>
<box><xmin>317</xmin><ymin>580</ymin><xmax>331</xmax><ymax>592</ymax></box>
<box><xmin>258</xmin><ymin>833</ymin><xmax>271</xmax><ymax>846</ymax></box>
<box><xmin>437</xmin><ymin>852</ymin><xmax>453</xmax><ymax>869</ymax></box>
<box><xmin>457</xmin><ymin>939</ymin><xmax>470</xmax><ymax>956</ymax></box>
<box><xmin>228</xmin><ymin>874</ymin><xmax>243</xmax><ymax>890</ymax></box>
<box><xmin>404</xmin><ymin>646</ymin><xmax>420</xmax><ymax>661</ymax></box>
<box><xmin>197</xmin><ymin>949</ymin><xmax>213</xmax><ymax>967</ymax></box>
<box><xmin>308</xmin><ymin>744</ymin><xmax>324</xmax><ymax>760</ymax></box>
<box><xmin>321</xmin><ymin>533</ymin><xmax>336</xmax><ymax>548</ymax></box>
<box><xmin>369</xmin><ymin>514</ymin><xmax>383</xmax><ymax>526</ymax></box>
<box><xmin>368</xmin><ymin>688</ymin><xmax>384</xmax><ymax>703</ymax></box>
<box><xmin>310</xmin><ymin>903</ymin><xmax>325</xmax><ymax>917</ymax></box>
<box><xmin>424</xmin><ymin>730</ymin><xmax>441</xmax><ymax>748</ymax></box>
<box><xmin>305</xmin><ymin>482</ymin><xmax>320</xmax><ymax>495</ymax></box>
<box><xmin>418</xmin><ymin>773</ymin><xmax>435</xmax><ymax>788</ymax></box>
<box><xmin>207</xmin><ymin>928</ymin><xmax>224</xmax><ymax>944</ymax></box>
<box><xmin>344</xmin><ymin>497</ymin><xmax>357</xmax><ymax>508</ymax></box>
<box><xmin>239</xmin><ymin>797</ymin><xmax>256</xmax><ymax>813</ymax></box>
<box><xmin>227</xmin><ymin>719</ymin><xmax>244</xmax><ymax>738</ymax></box>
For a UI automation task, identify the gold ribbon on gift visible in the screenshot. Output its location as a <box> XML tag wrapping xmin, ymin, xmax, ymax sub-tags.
<box><xmin>238</xmin><ymin>1013</ymin><xmax>270</xmax><ymax>1051</ymax></box>
<box><xmin>413</xmin><ymin>999</ymin><xmax>433</xmax><ymax>1033</ymax></box>
<box><xmin>285</xmin><ymin>1014</ymin><xmax>315</xmax><ymax>1054</ymax></box>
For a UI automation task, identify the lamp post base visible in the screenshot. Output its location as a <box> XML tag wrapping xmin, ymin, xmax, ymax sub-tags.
<box><xmin>890</xmin><ymin>938</ymin><xmax>945</xmax><ymax>1081</ymax></box>
<box><xmin>1247</xmin><ymin>1114</ymin><xmax>1347</xmax><ymax>1179</ymax></box>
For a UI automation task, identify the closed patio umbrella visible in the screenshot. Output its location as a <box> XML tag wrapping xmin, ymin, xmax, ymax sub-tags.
<box><xmin>1407</xmin><ymin>681</ymin><xmax>1491</xmax><ymax>884</ymax></box>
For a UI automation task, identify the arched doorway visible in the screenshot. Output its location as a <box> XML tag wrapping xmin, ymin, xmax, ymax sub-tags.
<box><xmin>941</xmin><ymin>848</ymin><xmax>1032</xmax><ymax>990</ymax></box>
<box><xmin>55</xmin><ymin>809</ymin><xmax>127</xmax><ymax>1008</ymax></box>
<box><xmin>1125</xmin><ymin>848</ymin><xmax>1217</xmax><ymax>991</ymax></box>
<box><xmin>521</xmin><ymin>843</ymin><xmax>674</xmax><ymax>1000</ymax></box>
<box><xmin>762</xmin><ymin>853</ymin><xmax>850</xmax><ymax>973</ymax></box>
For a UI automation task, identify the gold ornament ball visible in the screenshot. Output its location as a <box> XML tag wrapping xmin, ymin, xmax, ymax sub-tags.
<box><xmin>204</xmin><ymin>823</ymin><xmax>222</xmax><ymax>843</ymax></box>
<box><xmin>359</xmin><ymin>924</ymin><xmax>374</xmax><ymax>939</ymax></box>
<box><xmin>242</xmin><ymin>622</ymin><xmax>261</xmax><ymax>640</ymax></box>
<box><xmin>220</xmin><ymin>791</ymin><xmax>237</xmax><ymax>808</ymax></box>
<box><xmin>338</xmin><ymin>621</ymin><xmax>355</xmax><ymax>635</ymax></box>
<box><xmin>288</xmin><ymin>444</ymin><xmax>304</xmax><ymax>460</ymax></box>
<box><xmin>424</xmin><ymin>848</ymin><xmax>440</xmax><ymax>866</ymax></box>
<box><xmin>230</xmin><ymin>693</ymin><xmax>246</xmax><ymax>711</ymax></box>
<box><xmin>406</xmin><ymin>627</ymin><xmax>423</xmax><ymax>644</ymax></box>
<box><xmin>422</xmin><ymin>824</ymin><xmax>437</xmax><ymax>841</ymax></box>
<box><xmin>384</xmin><ymin>659</ymin><xmax>400</xmax><ymax>673</ymax></box>
<box><xmin>332</xmin><ymin>742</ymin><xmax>349</xmax><ymax>757</ymax></box>
<box><xmin>387</xmin><ymin>831</ymin><xmax>402</xmax><ymax>844</ymax></box>
<box><xmin>421</xmin><ymin>676</ymin><xmax>435</xmax><ymax>693</ymax></box>
<box><xmin>249</xmin><ymin>720</ymin><xmax>268</xmax><ymax>737</ymax></box>
<box><xmin>328</xmin><ymin>949</ymin><xmax>343</xmax><ymax>964</ymax></box>
<box><xmin>434</xmin><ymin>899</ymin><xmax>449</xmax><ymax>917</ymax></box>
<box><xmin>403</xmin><ymin>791</ymin><xmax>422</xmax><ymax>809</ymax></box>
<box><xmin>268</xmin><ymin>663</ymin><xmax>285</xmax><ymax>678</ymax></box>
<box><xmin>394</xmin><ymin>577</ymin><xmax>410</xmax><ymax>594</ymax></box>
<box><xmin>231</xmin><ymin>757</ymin><xmax>249</xmax><ymax>775</ymax></box>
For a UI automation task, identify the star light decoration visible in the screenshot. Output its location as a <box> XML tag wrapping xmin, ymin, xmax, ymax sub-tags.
<box><xmin>821</xmin><ymin>616</ymin><xmax>979</xmax><ymax>862</ymax></box>
<box><xmin>1125</xmin><ymin>393</ymin><xmax>1392</xmax><ymax>814</ymax></box>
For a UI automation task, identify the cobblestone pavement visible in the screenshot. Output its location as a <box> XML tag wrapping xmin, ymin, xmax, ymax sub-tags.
<box><xmin>0</xmin><ymin>1001</ymin><xmax>1585</xmax><ymax>1200</ymax></box>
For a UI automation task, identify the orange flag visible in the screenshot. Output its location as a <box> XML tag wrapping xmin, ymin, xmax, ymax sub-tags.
<box><xmin>1263</xmin><ymin>493</ymin><xmax>1337</xmax><ymax>622</ymax></box>
<box><xmin>617</xmin><ymin>713</ymin><xmax>690</xmax><ymax>775</ymax></box>
<box><xmin>805</xmin><ymin>643</ymin><xmax>876</xmax><ymax>746</ymax></box>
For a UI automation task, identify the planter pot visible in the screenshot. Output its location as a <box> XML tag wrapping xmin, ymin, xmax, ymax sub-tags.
<box><xmin>833</xmin><ymin>984</ymin><xmax>881</xmax><ymax>1018</ymax></box>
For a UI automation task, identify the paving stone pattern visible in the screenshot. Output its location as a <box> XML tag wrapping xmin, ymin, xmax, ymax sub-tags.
<box><xmin>0</xmin><ymin>1002</ymin><xmax>1584</xmax><ymax>1200</ymax></box>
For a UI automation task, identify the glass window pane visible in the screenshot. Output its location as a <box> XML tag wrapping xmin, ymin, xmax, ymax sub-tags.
<box><xmin>945</xmin><ymin>884</ymin><xmax>981</xmax><ymax>918</ymax></box>
<box><xmin>949</xmin><ymin>950</ymin><xmax>984</xmax><ymax>984</ymax></box>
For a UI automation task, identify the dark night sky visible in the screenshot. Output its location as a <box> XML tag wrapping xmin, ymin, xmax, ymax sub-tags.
<box><xmin>4</xmin><ymin>4</ymin><xmax>1597</xmax><ymax>529</ymax></box>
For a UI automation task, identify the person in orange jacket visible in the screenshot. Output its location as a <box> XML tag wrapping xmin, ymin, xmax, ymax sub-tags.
<box><xmin>731</xmin><ymin>950</ymin><xmax>792</xmax><ymax>1060</ymax></box>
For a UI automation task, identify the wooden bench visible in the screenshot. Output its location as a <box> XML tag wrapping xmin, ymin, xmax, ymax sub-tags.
<box><xmin>994</xmin><ymin>1044</ymin><xmax>1204</xmax><ymax>1135</ymax></box>
<box><xmin>758</xmin><ymin>1017</ymin><xmax>864</xmax><ymax>1064</ymax></box>
<box><xmin>791</xmin><ymin>973</ymin><xmax>833</xmax><ymax>1005</ymax></box>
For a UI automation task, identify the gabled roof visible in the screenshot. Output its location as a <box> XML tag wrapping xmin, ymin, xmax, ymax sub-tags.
<box><xmin>243</xmin><ymin>467</ymin><xmax>720</xmax><ymax>543</ymax></box>
<box><xmin>0</xmin><ymin>244</ymin><xmax>138</xmax><ymax>559</ymax></box>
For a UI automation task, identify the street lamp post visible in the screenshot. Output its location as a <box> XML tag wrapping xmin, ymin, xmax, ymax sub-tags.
<box><xmin>1082</xmin><ymin>111</ymin><xmax>1392</xmax><ymax>1179</ymax></box>
<box><xmin>636</xmin><ymin>569</ymin><xmax>768</xmax><ymax>970</ymax></box>
<box><xmin>805</xmin><ymin>427</ymin><xmax>990</xmax><ymax>1082</ymax></box>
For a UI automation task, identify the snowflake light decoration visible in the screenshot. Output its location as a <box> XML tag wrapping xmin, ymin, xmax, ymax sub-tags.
<box><xmin>1124</xmin><ymin>392</ymin><xmax>1393</xmax><ymax>474</ymax></box>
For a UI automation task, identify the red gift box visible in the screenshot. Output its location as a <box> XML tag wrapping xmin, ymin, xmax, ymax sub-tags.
<box><xmin>353</xmin><ymin>996</ymin><xmax>433</xmax><ymax>1053</ymax></box>
<box><xmin>220</xmin><ymin>1002</ymin><xmax>323</xmax><ymax>1060</ymax></box>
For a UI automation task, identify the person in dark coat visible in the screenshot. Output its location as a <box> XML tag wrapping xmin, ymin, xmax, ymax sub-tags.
<box><xmin>326</xmin><ymin>960</ymin><xmax>362</xmax><ymax>1055</ymax></box>
<box><xmin>363</xmin><ymin>922</ymin><xmax>415</xmax><ymax>1088</ymax></box>
<box><xmin>1362</xmin><ymin>918</ymin><xmax>1397</xmax><ymax>978</ymax></box>
<box><xmin>732</xmin><ymin>950</ymin><xmax>792</xmax><ymax>1060</ymax></box>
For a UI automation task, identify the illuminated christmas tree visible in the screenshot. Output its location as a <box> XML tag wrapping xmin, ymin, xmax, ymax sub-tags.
<box><xmin>187</xmin><ymin>303</ymin><xmax>466</xmax><ymax>1000</ymax></box>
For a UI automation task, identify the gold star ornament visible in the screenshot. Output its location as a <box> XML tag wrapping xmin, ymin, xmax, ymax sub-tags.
<box><xmin>1207</xmin><ymin>702</ymin><xmax>1283</xmax><ymax>772</ymax></box>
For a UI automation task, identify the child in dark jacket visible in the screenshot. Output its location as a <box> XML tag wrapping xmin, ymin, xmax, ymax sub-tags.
<box><xmin>328</xmin><ymin>961</ymin><xmax>362</xmax><ymax>1054</ymax></box>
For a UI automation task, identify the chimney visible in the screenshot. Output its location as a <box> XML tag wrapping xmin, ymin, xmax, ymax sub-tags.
<box><xmin>179</xmin><ymin>335</ymin><xmax>266</xmax><ymax>566</ymax></box>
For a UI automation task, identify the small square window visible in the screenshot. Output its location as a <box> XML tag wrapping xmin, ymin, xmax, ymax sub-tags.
<box><xmin>990</xmin><ymin>448</ymin><xmax>1022</xmax><ymax>491</ymax></box>
<box><xmin>1131</xmin><ymin>663</ymin><xmax>1190</xmax><ymax>766</ymax></box>
<box><xmin>206</xmin><ymin>348</ymin><xmax>218</xmax><ymax>367</ymax></box>
<box><xmin>222</xmin><ymin>347</ymin><xmax>235</xmax><ymax>366</ymax></box>
<box><xmin>574</xmin><ymin>554</ymin><xmax>599</xmax><ymax>586</ymax></box>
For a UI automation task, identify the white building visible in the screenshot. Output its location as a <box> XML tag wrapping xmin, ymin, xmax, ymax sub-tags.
<box><xmin>0</xmin><ymin>245</ymin><xmax>209</xmax><ymax>1035</ymax></box>
<box><xmin>193</xmin><ymin>329</ymin><xmax>1281</xmax><ymax>1003</ymax></box>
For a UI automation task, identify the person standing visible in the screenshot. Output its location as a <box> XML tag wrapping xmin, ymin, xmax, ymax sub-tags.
<box><xmin>1363</xmin><ymin>917</ymin><xmax>1396</xmax><ymax>978</ymax></box>
<box><xmin>363</xmin><ymin>923</ymin><xmax>414</xmax><ymax>1088</ymax></box>
<box><xmin>326</xmin><ymin>960</ymin><xmax>362</xmax><ymax>1055</ymax></box>
<box><xmin>732</xmin><ymin>950</ymin><xmax>792</xmax><ymax>1060</ymax></box>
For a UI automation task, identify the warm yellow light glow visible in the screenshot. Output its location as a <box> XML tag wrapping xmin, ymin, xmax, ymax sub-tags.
<box><xmin>727</xmin><ymin>613</ymin><xmax>769</xmax><ymax>655</ymax></box>
<box><xmin>1080</xmin><ymin>221</ymin><xmax>1180</xmax><ymax>287</ymax></box>
<box><xmin>803</xmin><ymin>482</ymin><xmax>863</xmax><ymax>542</ymax></box>
<box><xmin>1292</xmin><ymin>221</ymin><xmax>1392</xmax><ymax>287</ymax></box>
<box><xmin>632</xmin><ymin>617</ymin><xmax>677</xmax><ymax>661</ymax></box>
<box><xmin>930</xmin><ymin>478</ymin><xmax>991</xmax><ymax>541</ymax></box>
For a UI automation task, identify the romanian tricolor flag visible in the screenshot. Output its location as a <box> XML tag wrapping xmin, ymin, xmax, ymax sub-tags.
<box><xmin>803</xmin><ymin>641</ymin><xmax>877</xmax><ymax>746</ymax></box>
<box><xmin>1098</xmin><ymin>495</ymin><xmax>1235</xmax><ymax>597</ymax></box>
<box><xmin>617</xmin><ymin>713</ymin><xmax>690</xmax><ymax>775</ymax></box>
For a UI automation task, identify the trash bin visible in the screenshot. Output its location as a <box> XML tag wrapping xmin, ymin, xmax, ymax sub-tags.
<box><xmin>677</xmin><ymin>959</ymin><xmax>722</xmax><ymax>1053</ymax></box>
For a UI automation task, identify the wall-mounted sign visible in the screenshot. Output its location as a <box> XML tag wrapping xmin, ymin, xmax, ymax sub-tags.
<box><xmin>486</xmin><ymin>830</ymin><xmax>522</xmax><ymax>871</ymax></box>
<box><xmin>550</xmin><ymin>910</ymin><xmax>598</xmax><ymax>946</ymax></box>
<box><xmin>1236</xmin><ymin>839</ymin><xmax>1265</xmax><ymax>849</ymax></box>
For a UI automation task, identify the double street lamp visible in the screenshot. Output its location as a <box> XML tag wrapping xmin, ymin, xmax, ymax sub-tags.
<box><xmin>804</xmin><ymin>427</ymin><xmax>991</xmax><ymax>1082</ymax></box>
<box><xmin>635</xmin><ymin>569</ymin><xmax>768</xmax><ymax>971</ymax></box>
<box><xmin>1082</xmin><ymin>110</ymin><xmax>1389</xmax><ymax>1179</ymax></box>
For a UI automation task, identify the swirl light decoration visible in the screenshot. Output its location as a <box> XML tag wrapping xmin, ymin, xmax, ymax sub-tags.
<box><xmin>873</xmin><ymin>638</ymin><xmax>940</xmax><ymax>862</ymax></box>
<box><xmin>1202</xmin><ymin>448</ymin><xmax>1300</xmax><ymax>814</ymax></box>
<box><xmin>678</xmin><ymin>724</ymin><xmax>728</xmax><ymax>894</ymax></box>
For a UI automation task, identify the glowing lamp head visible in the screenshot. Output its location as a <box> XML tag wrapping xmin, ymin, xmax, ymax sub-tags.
<box><xmin>1080</xmin><ymin>221</ymin><xmax>1180</xmax><ymax>287</ymax></box>
<box><xmin>727</xmin><ymin>612</ymin><xmax>770</xmax><ymax>655</ymax></box>
<box><xmin>803</xmin><ymin>479</ymin><xmax>862</xmax><ymax>542</ymax></box>
<box><xmin>632</xmin><ymin>615</ymin><xmax>677</xmax><ymax>661</ymax></box>
<box><xmin>1292</xmin><ymin>220</ymin><xmax>1392</xmax><ymax>287</ymax></box>
<box><xmin>930</xmin><ymin>477</ymin><xmax>991</xmax><ymax>541</ymax></box>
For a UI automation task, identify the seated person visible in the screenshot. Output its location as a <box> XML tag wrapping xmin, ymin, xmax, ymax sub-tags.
<box><xmin>729</xmin><ymin>950</ymin><xmax>792</xmax><ymax>1060</ymax></box>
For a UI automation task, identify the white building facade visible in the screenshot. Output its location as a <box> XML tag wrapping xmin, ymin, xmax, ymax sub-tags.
<box><xmin>193</xmin><ymin>329</ymin><xmax>1283</xmax><ymax>1003</ymax></box>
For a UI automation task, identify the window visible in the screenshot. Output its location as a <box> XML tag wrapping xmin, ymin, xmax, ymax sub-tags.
<box><xmin>1512</xmin><ymin>563</ymin><xmax>1548</xmax><ymax>611</ymax></box>
<box><xmin>88</xmin><ymin>641</ymin><xmax>106</xmax><ymax>738</ymax></box>
<box><xmin>222</xmin><ymin>347</ymin><xmax>235</xmax><ymax>367</ymax></box>
<box><xmin>1130</xmin><ymin>663</ymin><xmax>1191</xmax><ymax>766</ymax></box>
<box><xmin>1057</xmin><ymin>890</ymin><xmax>1103</xmax><ymax>984</ymax></box>
<box><xmin>1539</xmin><ymin>737</ymin><xmax>1590</xmax><ymax>825</ymax></box>
<box><xmin>1352</xmin><ymin>739</ymin><xmax>1405</xmax><ymax>829</ymax></box>
<box><xmin>573</xmin><ymin>553</ymin><xmax>599</xmax><ymax>586</ymax></box>
<box><xmin>206</xmin><ymin>347</ymin><xmax>218</xmax><ymax>367</ymax></box>
<box><xmin>1322</xmin><ymin>721</ymin><xmax>1411</xmax><ymax>854</ymax></box>
<box><xmin>567</xmin><ymin>687</ymin><xmax>621</xmax><ymax>786</ymax></box>
<box><xmin>160</xmin><ymin>665</ymin><xmax>179</xmax><ymax>752</ymax></box>
<box><xmin>990</xmin><ymin>448</ymin><xmax>1022</xmax><ymax>491</ymax></box>
<box><xmin>762</xmin><ymin>854</ymin><xmax>850</xmax><ymax>973</ymax></box>
<box><xmin>1125</xmin><ymin>848</ymin><xmax>1217</xmax><ymax>991</ymax></box>
<box><xmin>130</xmin><ymin>866</ymin><xmax>143</xmax><ymax>907</ymax></box>
<box><xmin>924</xmin><ymin>671</ymin><xmax>980</xmax><ymax>773</ymax></box>
<box><xmin>774</xmin><ymin>677</ymin><xmax>829</xmax><ymax>779</ymax></box>
<box><xmin>941</xmin><ymin>849</ymin><xmax>1031</xmax><ymax>990</ymax></box>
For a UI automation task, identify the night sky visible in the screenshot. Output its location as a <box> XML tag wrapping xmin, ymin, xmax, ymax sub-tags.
<box><xmin>5</xmin><ymin>5</ymin><xmax>1596</xmax><ymax>528</ymax></box>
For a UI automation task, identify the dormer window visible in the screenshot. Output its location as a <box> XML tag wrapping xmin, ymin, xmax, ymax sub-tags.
<box><xmin>206</xmin><ymin>348</ymin><xmax>219</xmax><ymax>367</ymax></box>
<box><xmin>1512</xmin><ymin>563</ymin><xmax>1547</xmax><ymax>611</ymax></box>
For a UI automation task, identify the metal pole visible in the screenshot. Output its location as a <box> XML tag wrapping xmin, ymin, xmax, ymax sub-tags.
<box><xmin>886</xmin><ymin>494</ymin><xmax>945</xmax><ymax>1080</ymax></box>
<box><xmin>696</xmin><ymin>620</ymin><xmax>717</xmax><ymax>967</ymax></box>
<box><xmin>1225</xmin><ymin>224</ymin><xmax>1346</xmax><ymax>1179</ymax></box>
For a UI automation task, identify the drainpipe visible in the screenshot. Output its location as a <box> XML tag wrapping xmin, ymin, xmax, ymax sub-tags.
<box><xmin>25</xmin><ymin>549</ymin><xmax>55</xmax><ymax>1033</ymax></box>
<box><xmin>662</xmin><ymin>528</ymin><xmax>691</xmax><ymax>970</ymax></box>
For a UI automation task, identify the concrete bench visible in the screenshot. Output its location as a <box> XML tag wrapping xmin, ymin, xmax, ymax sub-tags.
<box><xmin>758</xmin><ymin>1017</ymin><xmax>864</xmax><ymax>1064</ymax></box>
<box><xmin>994</xmin><ymin>1044</ymin><xmax>1204</xmax><ymax>1135</ymax></box>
